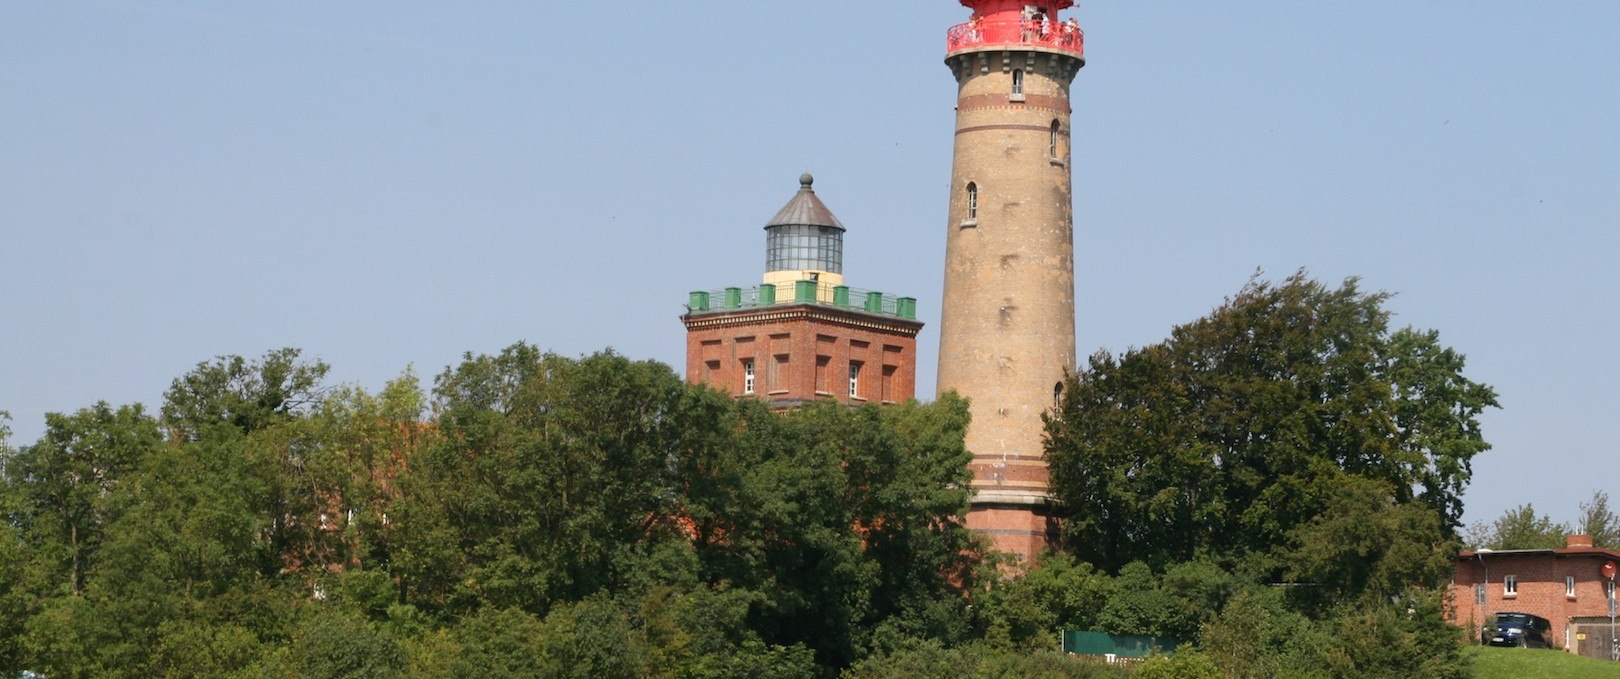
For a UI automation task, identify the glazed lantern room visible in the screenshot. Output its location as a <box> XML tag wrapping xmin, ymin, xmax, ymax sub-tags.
<box><xmin>764</xmin><ymin>173</ymin><xmax>845</xmax><ymax>276</ymax></box>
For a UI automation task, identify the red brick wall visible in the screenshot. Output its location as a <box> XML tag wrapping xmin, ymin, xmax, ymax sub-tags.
<box><xmin>1450</xmin><ymin>551</ymin><xmax>1620</xmax><ymax>649</ymax></box>
<box><xmin>966</xmin><ymin>504</ymin><xmax>1059</xmax><ymax>561</ymax></box>
<box><xmin>683</xmin><ymin>304</ymin><xmax>920</xmax><ymax>408</ymax></box>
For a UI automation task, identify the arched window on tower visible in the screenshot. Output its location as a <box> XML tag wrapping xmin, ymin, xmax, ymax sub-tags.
<box><xmin>1054</xmin><ymin>381</ymin><xmax>1065</xmax><ymax>411</ymax></box>
<box><xmin>965</xmin><ymin>182</ymin><xmax>978</xmax><ymax>221</ymax></box>
<box><xmin>1049</xmin><ymin>119</ymin><xmax>1061</xmax><ymax>158</ymax></box>
<box><xmin>1011</xmin><ymin>69</ymin><xmax>1024</xmax><ymax>96</ymax></box>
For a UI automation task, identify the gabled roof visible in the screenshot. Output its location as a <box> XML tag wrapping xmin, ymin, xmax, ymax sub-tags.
<box><xmin>765</xmin><ymin>173</ymin><xmax>845</xmax><ymax>231</ymax></box>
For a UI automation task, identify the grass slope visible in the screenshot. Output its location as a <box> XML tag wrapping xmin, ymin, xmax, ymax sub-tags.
<box><xmin>1469</xmin><ymin>645</ymin><xmax>1617</xmax><ymax>679</ymax></box>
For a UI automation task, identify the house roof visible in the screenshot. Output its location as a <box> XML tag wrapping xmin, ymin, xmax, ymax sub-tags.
<box><xmin>1456</xmin><ymin>546</ymin><xmax>1620</xmax><ymax>561</ymax></box>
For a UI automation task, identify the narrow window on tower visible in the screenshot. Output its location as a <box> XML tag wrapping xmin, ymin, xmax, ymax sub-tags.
<box><xmin>742</xmin><ymin>359</ymin><xmax>755</xmax><ymax>395</ymax></box>
<box><xmin>1049</xmin><ymin>119</ymin><xmax>1061</xmax><ymax>157</ymax></box>
<box><xmin>849</xmin><ymin>362</ymin><xmax>862</xmax><ymax>398</ymax></box>
<box><xmin>1011</xmin><ymin>69</ymin><xmax>1025</xmax><ymax>100</ymax></box>
<box><xmin>965</xmin><ymin>182</ymin><xmax>978</xmax><ymax>223</ymax></box>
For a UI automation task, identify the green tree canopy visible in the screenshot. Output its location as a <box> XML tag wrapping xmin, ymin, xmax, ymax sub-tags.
<box><xmin>162</xmin><ymin>348</ymin><xmax>330</xmax><ymax>439</ymax></box>
<box><xmin>1576</xmin><ymin>491</ymin><xmax>1620</xmax><ymax>548</ymax></box>
<box><xmin>1046</xmin><ymin>272</ymin><xmax>1497</xmax><ymax>581</ymax></box>
<box><xmin>1467</xmin><ymin>502</ymin><xmax>1568</xmax><ymax>550</ymax></box>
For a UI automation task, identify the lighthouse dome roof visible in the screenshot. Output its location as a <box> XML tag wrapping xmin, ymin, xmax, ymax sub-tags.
<box><xmin>764</xmin><ymin>173</ymin><xmax>845</xmax><ymax>231</ymax></box>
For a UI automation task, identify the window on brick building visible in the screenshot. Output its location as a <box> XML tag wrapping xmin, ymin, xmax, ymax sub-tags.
<box><xmin>849</xmin><ymin>362</ymin><xmax>862</xmax><ymax>398</ymax></box>
<box><xmin>1049</xmin><ymin>119</ymin><xmax>1060</xmax><ymax>157</ymax></box>
<box><xmin>1567</xmin><ymin>576</ymin><xmax>1576</xmax><ymax>598</ymax></box>
<box><xmin>742</xmin><ymin>359</ymin><xmax>755</xmax><ymax>394</ymax></box>
<box><xmin>966</xmin><ymin>182</ymin><xmax>978</xmax><ymax>221</ymax></box>
<box><xmin>1011</xmin><ymin>69</ymin><xmax>1024</xmax><ymax>95</ymax></box>
<box><xmin>1504</xmin><ymin>575</ymin><xmax>1517</xmax><ymax>597</ymax></box>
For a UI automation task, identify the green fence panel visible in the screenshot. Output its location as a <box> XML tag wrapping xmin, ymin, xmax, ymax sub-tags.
<box><xmin>1060</xmin><ymin>631</ymin><xmax>1180</xmax><ymax>658</ymax></box>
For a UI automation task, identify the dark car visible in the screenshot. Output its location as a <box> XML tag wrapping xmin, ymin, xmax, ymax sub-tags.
<box><xmin>1483</xmin><ymin>612</ymin><xmax>1554</xmax><ymax>648</ymax></box>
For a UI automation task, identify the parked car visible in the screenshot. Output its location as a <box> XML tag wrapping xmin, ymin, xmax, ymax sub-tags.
<box><xmin>1482</xmin><ymin>612</ymin><xmax>1554</xmax><ymax>648</ymax></box>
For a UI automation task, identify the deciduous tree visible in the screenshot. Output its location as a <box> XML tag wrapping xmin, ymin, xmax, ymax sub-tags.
<box><xmin>1046</xmin><ymin>272</ymin><xmax>1496</xmax><ymax>582</ymax></box>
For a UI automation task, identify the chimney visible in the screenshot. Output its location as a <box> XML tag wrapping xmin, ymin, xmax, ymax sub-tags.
<box><xmin>1567</xmin><ymin>534</ymin><xmax>1594</xmax><ymax>549</ymax></box>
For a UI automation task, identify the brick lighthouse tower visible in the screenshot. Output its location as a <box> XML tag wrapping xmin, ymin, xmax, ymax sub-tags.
<box><xmin>936</xmin><ymin>1</ymin><xmax>1084</xmax><ymax>561</ymax></box>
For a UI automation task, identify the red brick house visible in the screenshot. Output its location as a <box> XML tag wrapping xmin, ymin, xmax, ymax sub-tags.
<box><xmin>1450</xmin><ymin>534</ymin><xmax>1620</xmax><ymax>658</ymax></box>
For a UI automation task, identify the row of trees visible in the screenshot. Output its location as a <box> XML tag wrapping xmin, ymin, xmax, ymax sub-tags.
<box><xmin>0</xmin><ymin>271</ymin><xmax>1502</xmax><ymax>677</ymax></box>
<box><xmin>0</xmin><ymin>345</ymin><xmax>999</xmax><ymax>677</ymax></box>
<box><xmin>1465</xmin><ymin>492</ymin><xmax>1619</xmax><ymax>550</ymax></box>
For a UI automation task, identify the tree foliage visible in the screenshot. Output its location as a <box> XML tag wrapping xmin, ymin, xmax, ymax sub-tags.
<box><xmin>161</xmin><ymin>347</ymin><xmax>330</xmax><ymax>439</ymax></box>
<box><xmin>1046</xmin><ymin>272</ymin><xmax>1497</xmax><ymax>579</ymax></box>
<box><xmin>1465</xmin><ymin>491</ymin><xmax>1620</xmax><ymax>551</ymax></box>
<box><xmin>0</xmin><ymin>344</ymin><xmax>990</xmax><ymax>676</ymax></box>
<box><xmin>0</xmin><ymin>307</ymin><xmax>1493</xmax><ymax>677</ymax></box>
<box><xmin>1576</xmin><ymin>491</ymin><xmax>1620</xmax><ymax>548</ymax></box>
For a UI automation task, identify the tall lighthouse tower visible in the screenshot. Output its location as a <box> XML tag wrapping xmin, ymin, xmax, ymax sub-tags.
<box><xmin>937</xmin><ymin>1</ymin><xmax>1084</xmax><ymax>561</ymax></box>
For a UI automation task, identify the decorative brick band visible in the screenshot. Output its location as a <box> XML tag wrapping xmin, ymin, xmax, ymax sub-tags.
<box><xmin>683</xmin><ymin>305</ymin><xmax>922</xmax><ymax>337</ymax></box>
<box><xmin>957</xmin><ymin>93</ymin><xmax>1070</xmax><ymax>113</ymax></box>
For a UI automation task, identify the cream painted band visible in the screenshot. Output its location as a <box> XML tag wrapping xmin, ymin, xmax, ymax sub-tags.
<box><xmin>954</xmin><ymin>123</ymin><xmax>1059</xmax><ymax>136</ymax></box>
<box><xmin>974</xmin><ymin>528</ymin><xmax>1051</xmax><ymax>537</ymax></box>
<box><xmin>969</xmin><ymin>454</ymin><xmax>1047</xmax><ymax>462</ymax></box>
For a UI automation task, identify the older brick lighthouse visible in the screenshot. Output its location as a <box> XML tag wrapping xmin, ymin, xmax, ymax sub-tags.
<box><xmin>684</xmin><ymin>175</ymin><xmax>923</xmax><ymax>409</ymax></box>
<box><xmin>936</xmin><ymin>1</ymin><xmax>1084</xmax><ymax>561</ymax></box>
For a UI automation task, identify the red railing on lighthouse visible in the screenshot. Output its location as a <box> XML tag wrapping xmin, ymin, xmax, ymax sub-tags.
<box><xmin>946</xmin><ymin>17</ymin><xmax>1084</xmax><ymax>59</ymax></box>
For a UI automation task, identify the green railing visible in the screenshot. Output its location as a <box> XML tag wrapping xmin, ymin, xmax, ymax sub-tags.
<box><xmin>688</xmin><ymin>281</ymin><xmax>917</xmax><ymax>320</ymax></box>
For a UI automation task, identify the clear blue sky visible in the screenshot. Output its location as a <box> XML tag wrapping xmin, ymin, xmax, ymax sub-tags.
<box><xmin>3</xmin><ymin>2</ymin><xmax>1616</xmax><ymax>530</ymax></box>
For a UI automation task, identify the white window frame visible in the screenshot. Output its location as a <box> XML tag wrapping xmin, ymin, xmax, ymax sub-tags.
<box><xmin>1567</xmin><ymin>575</ymin><xmax>1577</xmax><ymax>598</ymax></box>
<box><xmin>1011</xmin><ymin>69</ymin><xmax>1024</xmax><ymax>95</ymax></box>
<box><xmin>966</xmin><ymin>183</ymin><xmax>978</xmax><ymax>220</ymax></box>
<box><xmin>848</xmin><ymin>362</ymin><xmax>861</xmax><ymax>398</ymax></box>
<box><xmin>742</xmin><ymin>359</ymin><xmax>755</xmax><ymax>394</ymax></box>
<box><xmin>1504</xmin><ymin>574</ymin><xmax>1517</xmax><ymax>597</ymax></box>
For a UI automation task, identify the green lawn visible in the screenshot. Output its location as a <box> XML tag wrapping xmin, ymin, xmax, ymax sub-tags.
<box><xmin>1470</xmin><ymin>645</ymin><xmax>1617</xmax><ymax>679</ymax></box>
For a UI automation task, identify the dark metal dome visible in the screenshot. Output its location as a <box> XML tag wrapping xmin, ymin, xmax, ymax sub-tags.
<box><xmin>765</xmin><ymin>172</ymin><xmax>845</xmax><ymax>232</ymax></box>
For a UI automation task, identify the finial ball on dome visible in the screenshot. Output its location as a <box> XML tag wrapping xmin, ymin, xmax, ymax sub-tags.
<box><xmin>800</xmin><ymin>172</ymin><xmax>814</xmax><ymax>188</ymax></box>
